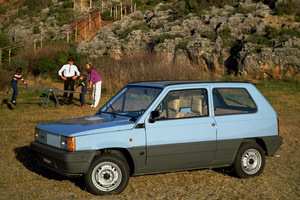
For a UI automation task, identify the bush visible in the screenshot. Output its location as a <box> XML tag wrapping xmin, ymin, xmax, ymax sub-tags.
<box><xmin>0</xmin><ymin>67</ymin><xmax>11</xmax><ymax>91</ymax></box>
<box><xmin>0</xmin><ymin>34</ymin><xmax>10</xmax><ymax>48</ymax></box>
<box><xmin>63</xmin><ymin>1</ymin><xmax>73</xmax><ymax>9</ymax></box>
<box><xmin>33</xmin><ymin>26</ymin><xmax>40</xmax><ymax>34</ymax></box>
<box><xmin>101</xmin><ymin>10</ymin><xmax>114</xmax><ymax>21</ymax></box>
<box><xmin>219</xmin><ymin>27</ymin><xmax>231</xmax><ymax>38</ymax></box>
<box><xmin>24</xmin><ymin>0</ymin><xmax>53</xmax><ymax>12</ymax></box>
<box><xmin>0</xmin><ymin>7</ymin><xmax>7</xmax><ymax>15</ymax></box>
<box><xmin>7</xmin><ymin>58</ymin><xmax>28</xmax><ymax>73</ymax></box>
<box><xmin>36</xmin><ymin>57</ymin><xmax>57</xmax><ymax>74</ymax></box>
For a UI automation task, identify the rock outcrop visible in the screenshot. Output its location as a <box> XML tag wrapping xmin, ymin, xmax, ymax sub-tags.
<box><xmin>77</xmin><ymin>1</ymin><xmax>300</xmax><ymax>79</ymax></box>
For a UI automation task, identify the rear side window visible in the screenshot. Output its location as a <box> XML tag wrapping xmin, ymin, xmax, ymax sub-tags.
<box><xmin>213</xmin><ymin>88</ymin><xmax>257</xmax><ymax>116</ymax></box>
<box><xmin>155</xmin><ymin>89</ymin><xmax>209</xmax><ymax>120</ymax></box>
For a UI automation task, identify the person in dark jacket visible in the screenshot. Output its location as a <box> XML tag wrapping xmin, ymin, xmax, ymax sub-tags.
<box><xmin>10</xmin><ymin>68</ymin><xmax>28</xmax><ymax>106</ymax></box>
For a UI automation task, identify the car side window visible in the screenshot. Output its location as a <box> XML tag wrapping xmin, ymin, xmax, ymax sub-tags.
<box><xmin>155</xmin><ymin>89</ymin><xmax>209</xmax><ymax>120</ymax></box>
<box><xmin>213</xmin><ymin>88</ymin><xmax>257</xmax><ymax>116</ymax></box>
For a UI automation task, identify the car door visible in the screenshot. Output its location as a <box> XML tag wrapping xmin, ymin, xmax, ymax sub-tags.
<box><xmin>144</xmin><ymin>87</ymin><xmax>217</xmax><ymax>173</ymax></box>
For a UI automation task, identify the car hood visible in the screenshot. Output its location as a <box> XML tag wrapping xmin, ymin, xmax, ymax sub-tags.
<box><xmin>36</xmin><ymin>114</ymin><xmax>136</xmax><ymax>137</ymax></box>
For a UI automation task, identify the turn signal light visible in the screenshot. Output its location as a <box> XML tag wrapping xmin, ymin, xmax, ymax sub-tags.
<box><xmin>68</xmin><ymin>137</ymin><xmax>76</xmax><ymax>152</ymax></box>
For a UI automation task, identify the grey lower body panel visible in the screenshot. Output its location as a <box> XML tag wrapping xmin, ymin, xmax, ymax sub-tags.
<box><xmin>30</xmin><ymin>141</ymin><xmax>96</xmax><ymax>177</ymax></box>
<box><xmin>262</xmin><ymin>135</ymin><xmax>283</xmax><ymax>156</ymax></box>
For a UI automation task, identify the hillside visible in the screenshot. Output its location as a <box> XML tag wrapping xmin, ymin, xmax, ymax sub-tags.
<box><xmin>0</xmin><ymin>0</ymin><xmax>299</xmax><ymax>80</ymax></box>
<box><xmin>77</xmin><ymin>0</ymin><xmax>300</xmax><ymax>80</ymax></box>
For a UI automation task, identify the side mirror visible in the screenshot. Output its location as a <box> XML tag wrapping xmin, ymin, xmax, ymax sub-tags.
<box><xmin>149</xmin><ymin>111</ymin><xmax>160</xmax><ymax>123</ymax></box>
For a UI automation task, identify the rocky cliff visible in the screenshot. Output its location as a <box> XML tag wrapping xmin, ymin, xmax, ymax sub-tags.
<box><xmin>77</xmin><ymin>1</ymin><xmax>300</xmax><ymax>79</ymax></box>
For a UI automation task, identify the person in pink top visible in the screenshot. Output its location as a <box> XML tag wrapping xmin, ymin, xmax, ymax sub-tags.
<box><xmin>86</xmin><ymin>62</ymin><xmax>102</xmax><ymax>107</ymax></box>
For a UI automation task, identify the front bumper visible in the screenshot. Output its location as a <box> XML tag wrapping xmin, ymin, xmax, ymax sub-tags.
<box><xmin>30</xmin><ymin>141</ymin><xmax>97</xmax><ymax>177</ymax></box>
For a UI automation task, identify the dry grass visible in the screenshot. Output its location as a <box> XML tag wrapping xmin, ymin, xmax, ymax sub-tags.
<box><xmin>84</xmin><ymin>53</ymin><xmax>217</xmax><ymax>95</ymax></box>
<box><xmin>0</xmin><ymin>81</ymin><xmax>299</xmax><ymax>199</ymax></box>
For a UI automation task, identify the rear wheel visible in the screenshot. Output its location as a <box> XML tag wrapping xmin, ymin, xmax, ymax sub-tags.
<box><xmin>233</xmin><ymin>142</ymin><xmax>265</xmax><ymax>178</ymax></box>
<box><xmin>84</xmin><ymin>154</ymin><xmax>130</xmax><ymax>195</ymax></box>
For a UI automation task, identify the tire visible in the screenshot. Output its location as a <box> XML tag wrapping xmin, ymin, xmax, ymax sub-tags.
<box><xmin>84</xmin><ymin>154</ymin><xmax>130</xmax><ymax>195</ymax></box>
<box><xmin>233</xmin><ymin>142</ymin><xmax>265</xmax><ymax>178</ymax></box>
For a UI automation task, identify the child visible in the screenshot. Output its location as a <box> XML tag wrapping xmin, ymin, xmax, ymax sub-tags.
<box><xmin>76</xmin><ymin>75</ymin><xmax>87</xmax><ymax>108</ymax></box>
<box><xmin>10</xmin><ymin>68</ymin><xmax>28</xmax><ymax>106</ymax></box>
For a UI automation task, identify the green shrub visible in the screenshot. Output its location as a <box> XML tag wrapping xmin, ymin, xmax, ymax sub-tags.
<box><xmin>219</xmin><ymin>27</ymin><xmax>231</xmax><ymax>38</ymax></box>
<box><xmin>0</xmin><ymin>7</ymin><xmax>7</xmax><ymax>15</ymax></box>
<box><xmin>33</xmin><ymin>26</ymin><xmax>40</xmax><ymax>34</ymax></box>
<box><xmin>118</xmin><ymin>28</ymin><xmax>133</xmax><ymax>39</ymax></box>
<box><xmin>248</xmin><ymin>33</ymin><xmax>272</xmax><ymax>46</ymax></box>
<box><xmin>265</xmin><ymin>25</ymin><xmax>279</xmax><ymax>39</ymax></box>
<box><xmin>36</xmin><ymin>57</ymin><xmax>57</xmax><ymax>74</ymax></box>
<box><xmin>57</xmin><ymin>10</ymin><xmax>74</xmax><ymax>26</ymax></box>
<box><xmin>24</xmin><ymin>0</ymin><xmax>53</xmax><ymax>12</ymax></box>
<box><xmin>175</xmin><ymin>40</ymin><xmax>190</xmax><ymax>50</ymax></box>
<box><xmin>235</xmin><ymin>6</ymin><xmax>257</xmax><ymax>14</ymax></box>
<box><xmin>56</xmin><ymin>51</ymin><xmax>69</xmax><ymax>67</ymax></box>
<box><xmin>279</xmin><ymin>28</ymin><xmax>300</xmax><ymax>38</ymax></box>
<box><xmin>101</xmin><ymin>10</ymin><xmax>114</xmax><ymax>21</ymax></box>
<box><xmin>8</xmin><ymin>58</ymin><xmax>28</xmax><ymax>72</ymax></box>
<box><xmin>0</xmin><ymin>34</ymin><xmax>10</xmax><ymax>48</ymax></box>
<box><xmin>63</xmin><ymin>1</ymin><xmax>73</xmax><ymax>9</ymax></box>
<box><xmin>183</xmin><ymin>0</ymin><xmax>206</xmax><ymax>16</ymax></box>
<box><xmin>276</xmin><ymin>0</ymin><xmax>295</xmax><ymax>16</ymax></box>
<box><xmin>132</xmin><ymin>23</ymin><xmax>151</xmax><ymax>33</ymax></box>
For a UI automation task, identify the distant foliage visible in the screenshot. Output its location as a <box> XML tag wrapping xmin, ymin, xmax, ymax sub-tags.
<box><xmin>0</xmin><ymin>34</ymin><xmax>10</xmax><ymax>48</ymax></box>
<box><xmin>275</xmin><ymin>0</ymin><xmax>300</xmax><ymax>21</ymax></box>
<box><xmin>0</xmin><ymin>67</ymin><xmax>11</xmax><ymax>89</ymax></box>
<box><xmin>7</xmin><ymin>58</ymin><xmax>29</xmax><ymax>72</ymax></box>
<box><xmin>33</xmin><ymin>26</ymin><xmax>40</xmax><ymax>34</ymax></box>
<box><xmin>62</xmin><ymin>1</ymin><xmax>73</xmax><ymax>9</ymax></box>
<box><xmin>36</xmin><ymin>58</ymin><xmax>57</xmax><ymax>74</ymax></box>
<box><xmin>0</xmin><ymin>7</ymin><xmax>7</xmax><ymax>15</ymax></box>
<box><xmin>23</xmin><ymin>0</ymin><xmax>53</xmax><ymax>11</ymax></box>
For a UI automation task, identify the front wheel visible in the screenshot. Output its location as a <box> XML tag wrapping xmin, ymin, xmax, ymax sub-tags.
<box><xmin>84</xmin><ymin>154</ymin><xmax>130</xmax><ymax>195</ymax></box>
<box><xmin>233</xmin><ymin>142</ymin><xmax>265</xmax><ymax>178</ymax></box>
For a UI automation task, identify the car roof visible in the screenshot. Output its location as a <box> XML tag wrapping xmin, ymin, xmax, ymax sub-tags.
<box><xmin>128</xmin><ymin>80</ymin><xmax>250</xmax><ymax>88</ymax></box>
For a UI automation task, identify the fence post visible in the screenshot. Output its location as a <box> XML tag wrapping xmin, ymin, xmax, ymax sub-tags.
<box><xmin>134</xmin><ymin>3</ymin><xmax>136</xmax><ymax>12</ymax></box>
<box><xmin>89</xmin><ymin>13</ymin><xmax>91</xmax><ymax>30</ymax></box>
<box><xmin>85</xmin><ymin>24</ymin><xmax>87</xmax><ymax>41</ymax></box>
<box><xmin>90</xmin><ymin>0</ymin><xmax>92</xmax><ymax>9</ymax></box>
<box><xmin>67</xmin><ymin>31</ymin><xmax>70</xmax><ymax>43</ymax></box>
<box><xmin>0</xmin><ymin>49</ymin><xmax>2</xmax><ymax>66</ymax></box>
<box><xmin>110</xmin><ymin>5</ymin><xmax>112</xmax><ymax>17</ymax></box>
<box><xmin>34</xmin><ymin>39</ymin><xmax>36</xmax><ymax>50</ymax></box>
<box><xmin>131</xmin><ymin>0</ymin><xmax>133</xmax><ymax>13</ymax></box>
<box><xmin>75</xmin><ymin>24</ymin><xmax>78</xmax><ymax>41</ymax></box>
<box><xmin>116</xmin><ymin>6</ymin><xmax>118</xmax><ymax>19</ymax></box>
<box><xmin>73</xmin><ymin>0</ymin><xmax>75</xmax><ymax>10</ymax></box>
<box><xmin>9</xmin><ymin>49</ymin><xmax>11</xmax><ymax>66</ymax></box>
<box><xmin>121</xmin><ymin>2</ymin><xmax>123</xmax><ymax>20</ymax></box>
<box><xmin>99</xmin><ymin>11</ymin><xmax>101</xmax><ymax>28</ymax></box>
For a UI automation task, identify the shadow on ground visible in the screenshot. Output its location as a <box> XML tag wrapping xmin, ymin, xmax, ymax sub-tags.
<box><xmin>1</xmin><ymin>99</ymin><xmax>14</xmax><ymax>110</ymax></box>
<box><xmin>14</xmin><ymin>146</ymin><xmax>86</xmax><ymax>191</ymax></box>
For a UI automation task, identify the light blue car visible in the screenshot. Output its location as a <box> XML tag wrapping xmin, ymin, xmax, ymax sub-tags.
<box><xmin>31</xmin><ymin>81</ymin><xmax>282</xmax><ymax>195</ymax></box>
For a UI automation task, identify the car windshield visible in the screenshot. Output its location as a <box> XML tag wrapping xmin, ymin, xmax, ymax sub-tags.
<box><xmin>98</xmin><ymin>86</ymin><xmax>162</xmax><ymax>119</ymax></box>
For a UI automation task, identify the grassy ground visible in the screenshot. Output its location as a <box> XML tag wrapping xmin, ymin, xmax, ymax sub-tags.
<box><xmin>0</xmin><ymin>81</ymin><xmax>299</xmax><ymax>199</ymax></box>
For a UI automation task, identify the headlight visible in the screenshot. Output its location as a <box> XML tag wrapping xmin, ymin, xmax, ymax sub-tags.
<box><xmin>60</xmin><ymin>136</ymin><xmax>76</xmax><ymax>151</ymax></box>
<box><xmin>35</xmin><ymin>128</ymin><xmax>39</xmax><ymax>140</ymax></box>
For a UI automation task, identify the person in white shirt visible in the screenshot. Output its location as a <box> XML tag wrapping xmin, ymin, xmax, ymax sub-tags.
<box><xmin>58</xmin><ymin>57</ymin><xmax>80</xmax><ymax>105</ymax></box>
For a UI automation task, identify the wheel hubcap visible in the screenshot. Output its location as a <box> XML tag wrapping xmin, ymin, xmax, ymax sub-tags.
<box><xmin>241</xmin><ymin>149</ymin><xmax>262</xmax><ymax>175</ymax></box>
<box><xmin>92</xmin><ymin>162</ymin><xmax>122</xmax><ymax>191</ymax></box>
